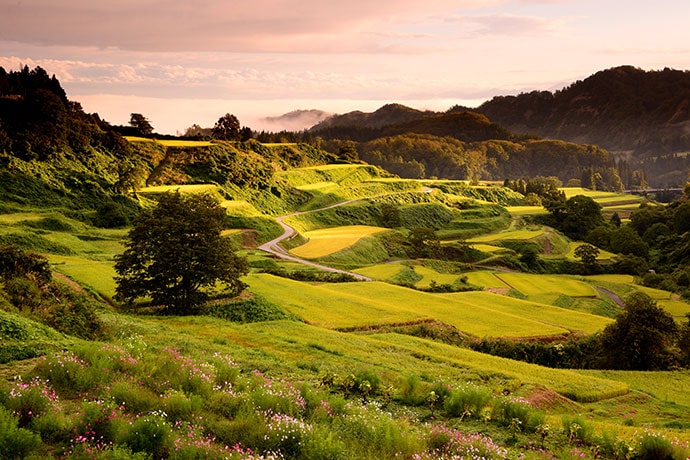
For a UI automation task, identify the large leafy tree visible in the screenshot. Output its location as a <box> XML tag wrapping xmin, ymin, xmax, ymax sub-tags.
<box><xmin>599</xmin><ymin>292</ymin><xmax>678</xmax><ymax>370</ymax></box>
<box><xmin>212</xmin><ymin>113</ymin><xmax>241</xmax><ymax>140</ymax></box>
<box><xmin>114</xmin><ymin>192</ymin><xmax>248</xmax><ymax>314</ymax></box>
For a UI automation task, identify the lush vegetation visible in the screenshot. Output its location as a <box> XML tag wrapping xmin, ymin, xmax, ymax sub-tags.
<box><xmin>2</xmin><ymin>65</ymin><xmax>690</xmax><ymax>459</ymax></box>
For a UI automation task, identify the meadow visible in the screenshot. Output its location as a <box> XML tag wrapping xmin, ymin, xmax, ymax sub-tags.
<box><xmin>3</xmin><ymin>161</ymin><xmax>690</xmax><ymax>459</ymax></box>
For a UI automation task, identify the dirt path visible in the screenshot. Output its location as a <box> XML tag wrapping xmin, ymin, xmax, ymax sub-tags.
<box><xmin>596</xmin><ymin>286</ymin><xmax>625</xmax><ymax>307</ymax></box>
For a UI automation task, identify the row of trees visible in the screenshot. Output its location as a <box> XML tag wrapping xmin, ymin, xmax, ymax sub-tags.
<box><xmin>474</xmin><ymin>292</ymin><xmax>690</xmax><ymax>371</ymax></box>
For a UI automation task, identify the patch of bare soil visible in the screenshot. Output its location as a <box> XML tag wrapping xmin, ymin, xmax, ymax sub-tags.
<box><xmin>524</xmin><ymin>385</ymin><xmax>582</xmax><ymax>413</ymax></box>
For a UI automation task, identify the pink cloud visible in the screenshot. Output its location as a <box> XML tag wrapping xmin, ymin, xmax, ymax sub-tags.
<box><xmin>0</xmin><ymin>0</ymin><xmax>496</xmax><ymax>53</ymax></box>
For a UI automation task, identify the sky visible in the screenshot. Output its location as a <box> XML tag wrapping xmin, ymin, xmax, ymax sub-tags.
<box><xmin>1</xmin><ymin>0</ymin><xmax>689</xmax><ymax>134</ymax></box>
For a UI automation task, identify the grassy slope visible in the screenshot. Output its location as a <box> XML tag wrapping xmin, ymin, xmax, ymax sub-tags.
<box><xmin>2</xmin><ymin>159</ymin><xmax>690</xmax><ymax>457</ymax></box>
<box><xmin>244</xmin><ymin>274</ymin><xmax>610</xmax><ymax>337</ymax></box>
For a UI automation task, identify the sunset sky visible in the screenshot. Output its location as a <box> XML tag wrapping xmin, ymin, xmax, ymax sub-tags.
<box><xmin>2</xmin><ymin>0</ymin><xmax>689</xmax><ymax>134</ymax></box>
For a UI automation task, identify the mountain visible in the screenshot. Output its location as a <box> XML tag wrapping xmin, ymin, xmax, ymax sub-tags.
<box><xmin>476</xmin><ymin>66</ymin><xmax>690</xmax><ymax>158</ymax></box>
<box><xmin>311</xmin><ymin>103</ymin><xmax>436</xmax><ymax>131</ymax></box>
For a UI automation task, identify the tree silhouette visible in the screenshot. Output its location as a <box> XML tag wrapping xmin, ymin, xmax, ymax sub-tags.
<box><xmin>212</xmin><ymin>113</ymin><xmax>241</xmax><ymax>140</ymax></box>
<box><xmin>129</xmin><ymin>113</ymin><xmax>154</xmax><ymax>135</ymax></box>
<box><xmin>114</xmin><ymin>192</ymin><xmax>248</xmax><ymax>314</ymax></box>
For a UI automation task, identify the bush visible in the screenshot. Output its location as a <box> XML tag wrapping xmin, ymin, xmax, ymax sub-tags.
<box><xmin>0</xmin><ymin>406</ymin><xmax>41</xmax><ymax>459</ymax></box>
<box><xmin>122</xmin><ymin>415</ymin><xmax>172</xmax><ymax>458</ymax></box>
<box><xmin>444</xmin><ymin>384</ymin><xmax>493</xmax><ymax>419</ymax></box>
<box><xmin>208</xmin><ymin>295</ymin><xmax>298</xmax><ymax>323</ymax></box>
<box><xmin>636</xmin><ymin>433</ymin><xmax>675</xmax><ymax>460</ymax></box>
<box><xmin>93</xmin><ymin>202</ymin><xmax>131</xmax><ymax>228</ymax></box>
<box><xmin>0</xmin><ymin>376</ymin><xmax>59</xmax><ymax>428</ymax></box>
<box><xmin>109</xmin><ymin>380</ymin><xmax>160</xmax><ymax>414</ymax></box>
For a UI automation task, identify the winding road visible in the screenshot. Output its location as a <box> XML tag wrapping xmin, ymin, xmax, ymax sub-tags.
<box><xmin>257</xmin><ymin>202</ymin><xmax>373</xmax><ymax>281</ymax></box>
<box><xmin>257</xmin><ymin>187</ymin><xmax>434</xmax><ymax>281</ymax></box>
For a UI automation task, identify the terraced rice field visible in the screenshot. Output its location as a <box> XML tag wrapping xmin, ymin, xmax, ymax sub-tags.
<box><xmin>468</xmin><ymin>228</ymin><xmax>545</xmax><ymax>243</ymax></box>
<box><xmin>290</xmin><ymin>225</ymin><xmax>387</xmax><ymax>258</ymax></box>
<box><xmin>494</xmin><ymin>273</ymin><xmax>598</xmax><ymax>298</ymax></box>
<box><xmin>244</xmin><ymin>274</ymin><xmax>611</xmax><ymax>337</ymax></box>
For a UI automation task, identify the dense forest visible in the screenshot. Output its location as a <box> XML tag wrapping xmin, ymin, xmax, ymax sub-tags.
<box><xmin>475</xmin><ymin>66</ymin><xmax>690</xmax><ymax>186</ymax></box>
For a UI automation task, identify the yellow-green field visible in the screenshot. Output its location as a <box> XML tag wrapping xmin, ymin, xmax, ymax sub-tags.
<box><xmin>220</xmin><ymin>200</ymin><xmax>262</xmax><ymax>217</ymax></box>
<box><xmin>468</xmin><ymin>228</ymin><xmax>545</xmax><ymax>243</ymax></box>
<box><xmin>124</xmin><ymin>136</ymin><xmax>212</xmax><ymax>147</ymax></box>
<box><xmin>505</xmin><ymin>206</ymin><xmax>549</xmax><ymax>216</ymax></box>
<box><xmin>495</xmin><ymin>273</ymin><xmax>598</xmax><ymax>298</ymax></box>
<box><xmin>49</xmin><ymin>255</ymin><xmax>118</xmax><ymax>301</ymax></box>
<box><xmin>657</xmin><ymin>299</ymin><xmax>690</xmax><ymax>319</ymax></box>
<box><xmin>411</xmin><ymin>265</ymin><xmax>465</xmax><ymax>288</ymax></box>
<box><xmin>290</xmin><ymin>225</ymin><xmax>387</xmax><ymax>258</ymax></box>
<box><xmin>352</xmin><ymin>262</ymin><xmax>406</xmax><ymax>281</ymax></box>
<box><xmin>563</xmin><ymin>242</ymin><xmax>618</xmax><ymax>261</ymax></box>
<box><xmin>137</xmin><ymin>184</ymin><xmax>220</xmax><ymax>194</ymax></box>
<box><xmin>244</xmin><ymin>274</ymin><xmax>611</xmax><ymax>337</ymax></box>
<box><xmin>463</xmin><ymin>270</ymin><xmax>511</xmax><ymax>289</ymax></box>
<box><xmin>468</xmin><ymin>243</ymin><xmax>508</xmax><ymax>253</ymax></box>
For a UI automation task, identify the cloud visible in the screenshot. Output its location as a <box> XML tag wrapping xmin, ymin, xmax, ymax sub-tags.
<box><xmin>0</xmin><ymin>0</ymin><xmax>498</xmax><ymax>53</ymax></box>
<box><xmin>443</xmin><ymin>13</ymin><xmax>566</xmax><ymax>38</ymax></box>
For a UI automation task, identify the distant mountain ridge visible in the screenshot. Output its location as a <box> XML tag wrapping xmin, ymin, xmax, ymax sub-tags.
<box><xmin>311</xmin><ymin>67</ymin><xmax>690</xmax><ymax>160</ymax></box>
<box><xmin>475</xmin><ymin>66</ymin><xmax>690</xmax><ymax>157</ymax></box>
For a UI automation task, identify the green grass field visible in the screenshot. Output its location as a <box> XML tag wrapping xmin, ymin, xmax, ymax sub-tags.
<box><xmin>563</xmin><ymin>242</ymin><xmax>618</xmax><ymax>261</ymax></box>
<box><xmin>505</xmin><ymin>205</ymin><xmax>549</xmax><ymax>216</ymax></box>
<box><xmin>463</xmin><ymin>271</ymin><xmax>511</xmax><ymax>289</ymax></box>
<box><xmin>137</xmin><ymin>184</ymin><xmax>220</xmax><ymax>194</ymax></box>
<box><xmin>49</xmin><ymin>255</ymin><xmax>119</xmax><ymax>301</ymax></box>
<box><xmin>220</xmin><ymin>199</ymin><xmax>263</xmax><ymax>217</ymax></box>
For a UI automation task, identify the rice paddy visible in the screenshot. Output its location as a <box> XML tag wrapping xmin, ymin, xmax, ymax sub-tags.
<box><xmin>290</xmin><ymin>225</ymin><xmax>388</xmax><ymax>258</ymax></box>
<box><xmin>244</xmin><ymin>274</ymin><xmax>611</xmax><ymax>337</ymax></box>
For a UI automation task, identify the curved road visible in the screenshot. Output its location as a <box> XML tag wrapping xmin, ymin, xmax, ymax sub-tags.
<box><xmin>257</xmin><ymin>203</ymin><xmax>373</xmax><ymax>281</ymax></box>
<box><xmin>257</xmin><ymin>187</ymin><xmax>434</xmax><ymax>281</ymax></box>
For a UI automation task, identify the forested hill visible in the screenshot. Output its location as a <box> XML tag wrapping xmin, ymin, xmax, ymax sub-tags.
<box><xmin>311</xmin><ymin>106</ymin><xmax>514</xmax><ymax>144</ymax></box>
<box><xmin>476</xmin><ymin>66</ymin><xmax>690</xmax><ymax>158</ymax></box>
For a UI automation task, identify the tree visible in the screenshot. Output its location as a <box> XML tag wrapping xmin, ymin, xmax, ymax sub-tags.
<box><xmin>573</xmin><ymin>243</ymin><xmax>599</xmax><ymax>274</ymax></box>
<box><xmin>407</xmin><ymin>227</ymin><xmax>441</xmax><ymax>258</ymax></box>
<box><xmin>129</xmin><ymin>113</ymin><xmax>154</xmax><ymax>135</ymax></box>
<box><xmin>557</xmin><ymin>195</ymin><xmax>604</xmax><ymax>240</ymax></box>
<box><xmin>599</xmin><ymin>292</ymin><xmax>678</xmax><ymax>370</ymax></box>
<box><xmin>212</xmin><ymin>113</ymin><xmax>241</xmax><ymax>140</ymax></box>
<box><xmin>114</xmin><ymin>192</ymin><xmax>248</xmax><ymax>314</ymax></box>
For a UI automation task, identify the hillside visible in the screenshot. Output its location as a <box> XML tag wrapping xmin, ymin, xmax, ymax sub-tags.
<box><xmin>476</xmin><ymin>66</ymin><xmax>690</xmax><ymax>186</ymax></box>
<box><xmin>2</xmin><ymin>65</ymin><xmax>690</xmax><ymax>459</ymax></box>
<box><xmin>311</xmin><ymin>66</ymin><xmax>690</xmax><ymax>187</ymax></box>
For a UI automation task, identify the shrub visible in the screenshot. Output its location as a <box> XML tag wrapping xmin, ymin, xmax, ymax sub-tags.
<box><xmin>443</xmin><ymin>384</ymin><xmax>493</xmax><ymax>419</ymax></box>
<box><xmin>122</xmin><ymin>415</ymin><xmax>172</xmax><ymax>458</ymax></box>
<box><xmin>397</xmin><ymin>374</ymin><xmax>425</xmax><ymax>406</ymax></box>
<box><xmin>0</xmin><ymin>376</ymin><xmax>59</xmax><ymax>427</ymax></box>
<box><xmin>74</xmin><ymin>400</ymin><xmax>124</xmax><ymax>446</ymax></box>
<box><xmin>0</xmin><ymin>405</ymin><xmax>41</xmax><ymax>459</ymax></box>
<box><xmin>34</xmin><ymin>350</ymin><xmax>98</xmax><ymax>396</ymax></box>
<box><xmin>208</xmin><ymin>295</ymin><xmax>297</xmax><ymax>323</ymax></box>
<box><xmin>162</xmin><ymin>390</ymin><xmax>203</xmax><ymax>422</ymax></box>
<box><xmin>636</xmin><ymin>432</ymin><xmax>675</xmax><ymax>460</ymax></box>
<box><xmin>109</xmin><ymin>380</ymin><xmax>160</xmax><ymax>414</ymax></box>
<box><xmin>493</xmin><ymin>398</ymin><xmax>544</xmax><ymax>433</ymax></box>
<box><xmin>301</xmin><ymin>425</ymin><xmax>346</xmax><ymax>460</ymax></box>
